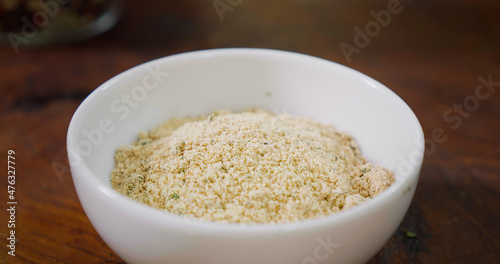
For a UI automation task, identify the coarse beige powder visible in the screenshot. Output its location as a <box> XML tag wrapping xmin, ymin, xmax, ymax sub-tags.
<box><xmin>111</xmin><ymin>109</ymin><xmax>395</xmax><ymax>224</ymax></box>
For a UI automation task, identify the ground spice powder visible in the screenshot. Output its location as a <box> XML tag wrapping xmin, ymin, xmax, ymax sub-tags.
<box><xmin>111</xmin><ymin>109</ymin><xmax>395</xmax><ymax>224</ymax></box>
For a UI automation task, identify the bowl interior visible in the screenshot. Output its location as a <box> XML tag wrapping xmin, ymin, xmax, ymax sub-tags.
<box><xmin>68</xmin><ymin>48</ymin><xmax>423</xmax><ymax>206</ymax></box>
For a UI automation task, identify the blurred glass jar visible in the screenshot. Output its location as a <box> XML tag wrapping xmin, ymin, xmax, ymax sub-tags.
<box><xmin>0</xmin><ymin>0</ymin><xmax>123</xmax><ymax>51</ymax></box>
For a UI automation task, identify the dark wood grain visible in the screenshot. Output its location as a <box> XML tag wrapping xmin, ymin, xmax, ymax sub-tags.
<box><xmin>0</xmin><ymin>0</ymin><xmax>499</xmax><ymax>263</ymax></box>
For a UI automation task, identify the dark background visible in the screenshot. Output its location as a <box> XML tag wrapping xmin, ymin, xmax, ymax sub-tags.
<box><xmin>0</xmin><ymin>0</ymin><xmax>499</xmax><ymax>263</ymax></box>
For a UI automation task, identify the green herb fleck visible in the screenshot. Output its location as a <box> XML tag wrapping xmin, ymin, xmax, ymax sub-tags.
<box><xmin>361</xmin><ymin>168</ymin><xmax>367</xmax><ymax>173</ymax></box>
<box><xmin>404</xmin><ymin>230</ymin><xmax>417</xmax><ymax>238</ymax></box>
<box><xmin>140</xmin><ymin>141</ymin><xmax>148</xmax><ymax>146</ymax></box>
<box><xmin>171</xmin><ymin>193</ymin><xmax>180</xmax><ymax>199</ymax></box>
<box><xmin>179</xmin><ymin>168</ymin><xmax>185</xmax><ymax>173</ymax></box>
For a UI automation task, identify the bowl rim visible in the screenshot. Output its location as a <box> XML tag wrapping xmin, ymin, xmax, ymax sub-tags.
<box><xmin>67</xmin><ymin>48</ymin><xmax>425</xmax><ymax>234</ymax></box>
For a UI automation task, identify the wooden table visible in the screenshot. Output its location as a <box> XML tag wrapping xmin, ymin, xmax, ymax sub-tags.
<box><xmin>1</xmin><ymin>0</ymin><xmax>499</xmax><ymax>263</ymax></box>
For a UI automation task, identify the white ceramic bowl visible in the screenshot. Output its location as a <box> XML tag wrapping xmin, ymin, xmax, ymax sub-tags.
<box><xmin>67</xmin><ymin>48</ymin><xmax>424</xmax><ymax>264</ymax></box>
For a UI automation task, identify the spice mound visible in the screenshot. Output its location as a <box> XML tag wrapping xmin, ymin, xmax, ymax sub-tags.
<box><xmin>111</xmin><ymin>109</ymin><xmax>395</xmax><ymax>224</ymax></box>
